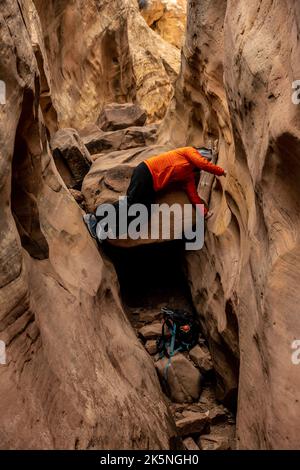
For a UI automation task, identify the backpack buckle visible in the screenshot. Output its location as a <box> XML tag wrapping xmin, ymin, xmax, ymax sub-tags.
<box><xmin>180</xmin><ymin>324</ymin><xmax>191</xmax><ymax>333</ymax></box>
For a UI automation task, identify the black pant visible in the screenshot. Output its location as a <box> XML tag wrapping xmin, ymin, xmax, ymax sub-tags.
<box><xmin>97</xmin><ymin>162</ymin><xmax>155</xmax><ymax>237</ymax></box>
<box><xmin>126</xmin><ymin>161</ymin><xmax>155</xmax><ymax>209</ymax></box>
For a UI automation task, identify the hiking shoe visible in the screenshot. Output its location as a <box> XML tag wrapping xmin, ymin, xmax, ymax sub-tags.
<box><xmin>96</xmin><ymin>222</ymin><xmax>108</xmax><ymax>242</ymax></box>
<box><xmin>83</xmin><ymin>213</ymin><xmax>98</xmax><ymax>239</ymax></box>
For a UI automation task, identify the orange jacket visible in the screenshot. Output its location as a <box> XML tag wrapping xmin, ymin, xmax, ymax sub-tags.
<box><xmin>144</xmin><ymin>147</ymin><xmax>224</xmax><ymax>205</ymax></box>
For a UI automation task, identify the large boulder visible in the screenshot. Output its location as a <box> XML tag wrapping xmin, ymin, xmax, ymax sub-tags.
<box><xmin>50</xmin><ymin>128</ymin><xmax>92</xmax><ymax>188</ymax></box>
<box><xmin>155</xmin><ymin>353</ymin><xmax>202</xmax><ymax>403</ymax></box>
<box><xmin>97</xmin><ymin>103</ymin><xmax>147</xmax><ymax>131</ymax></box>
<box><xmin>82</xmin><ymin>124</ymin><xmax>157</xmax><ymax>155</ymax></box>
<box><xmin>82</xmin><ymin>145</ymin><xmax>170</xmax><ymax>211</ymax></box>
<box><xmin>104</xmin><ymin>189</ymin><xmax>196</xmax><ymax>249</ymax></box>
<box><xmin>81</xmin><ymin>144</ymin><xmax>197</xmax><ymax>248</ymax></box>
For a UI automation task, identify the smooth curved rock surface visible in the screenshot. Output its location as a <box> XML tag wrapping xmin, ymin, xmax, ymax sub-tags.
<box><xmin>33</xmin><ymin>0</ymin><xmax>180</xmax><ymax>128</ymax></box>
<box><xmin>161</xmin><ymin>0</ymin><xmax>300</xmax><ymax>449</ymax></box>
<box><xmin>2</xmin><ymin>0</ymin><xmax>299</xmax><ymax>452</ymax></box>
<box><xmin>0</xmin><ymin>0</ymin><xmax>175</xmax><ymax>449</ymax></box>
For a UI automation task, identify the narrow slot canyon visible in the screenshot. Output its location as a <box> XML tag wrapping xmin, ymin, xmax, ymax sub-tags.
<box><xmin>104</xmin><ymin>240</ymin><xmax>237</xmax><ymax>449</ymax></box>
<box><xmin>105</xmin><ymin>241</ymin><xmax>190</xmax><ymax>309</ymax></box>
<box><xmin>0</xmin><ymin>0</ymin><xmax>299</xmax><ymax>453</ymax></box>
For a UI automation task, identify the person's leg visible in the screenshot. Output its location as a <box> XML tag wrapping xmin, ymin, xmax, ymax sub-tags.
<box><xmin>84</xmin><ymin>162</ymin><xmax>155</xmax><ymax>240</ymax></box>
<box><xmin>126</xmin><ymin>161</ymin><xmax>155</xmax><ymax>228</ymax></box>
<box><xmin>95</xmin><ymin>199</ymin><xmax>123</xmax><ymax>239</ymax></box>
<box><xmin>126</xmin><ymin>161</ymin><xmax>155</xmax><ymax>205</ymax></box>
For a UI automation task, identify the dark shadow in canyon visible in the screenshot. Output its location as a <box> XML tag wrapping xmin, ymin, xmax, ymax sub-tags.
<box><xmin>104</xmin><ymin>238</ymin><xmax>239</xmax><ymax>414</ymax></box>
<box><xmin>11</xmin><ymin>88</ymin><xmax>49</xmax><ymax>260</ymax></box>
<box><xmin>104</xmin><ymin>240</ymin><xmax>193</xmax><ymax>309</ymax></box>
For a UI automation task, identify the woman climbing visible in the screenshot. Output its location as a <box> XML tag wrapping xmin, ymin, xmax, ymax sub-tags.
<box><xmin>84</xmin><ymin>146</ymin><xmax>227</xmax><ymax>240</ymax></box>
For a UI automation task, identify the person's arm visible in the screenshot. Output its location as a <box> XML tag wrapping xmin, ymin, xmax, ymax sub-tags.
<box><xmin>184</xmin><ymin>147</ymin><xmax>225</xmax><ymax>176</ymax></box>
<box><xmin>184</xmin><ymin>177</ymin><xmax>207</xmax><ymax>215</ymax></box>
<box><xmin>185</xmin><ymin>177</ymin><xmax>207</xmax><ymax>215</ymax></box>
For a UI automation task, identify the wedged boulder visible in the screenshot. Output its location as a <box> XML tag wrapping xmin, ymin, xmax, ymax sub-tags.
<box><xmin>50</xmin><ymin>128</ymin><xmax>92</xmax><ymax>188</ymax></box>
<box><xmin>189</xmin><ymin>345</ymin><xmax>213</xmax><ymax>374</ymax></box>
<box><xmin>105</xmin><ymin>189</ymin><xmax>197</xmax><ymax>249</ymax></box>
<box><xmin>82</xmin><ymin>145</ymin><xmax>170</xmax><ymax>211</ymax></box>
<box><xmin>98</xmin><ymin>103</ymin><xmax>147</xmax><ymax>131</ymax></box>
<box><xmin>176</xmin><ymin>412</ymin><xmax>209</xmax><ymax>437</ymax></box>
<box><xmin>155</xmin><ymin>353</ymin><xmax>202</xmax><ymax>403</ymax></box>
<box><xmin>82</xmin><ymin>124</ymin><xmax>158</xmax><ymax>155</ymax></box>
<box><xmin>81</xmin><ymin>144</ymin><xmax>198</xmax><ymax>248</ymax></box>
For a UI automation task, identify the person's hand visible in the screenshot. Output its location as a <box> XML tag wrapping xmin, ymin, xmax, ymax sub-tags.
<box><xmin>223</xmin><ymin>170</ymin><xmax>227</xmax><ymax>177</ymax></box>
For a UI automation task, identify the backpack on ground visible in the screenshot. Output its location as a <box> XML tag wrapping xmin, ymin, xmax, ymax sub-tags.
<box><xmin>156</xmin><ymin>307</ymin><xmax>200</xmax><ymax>367</ymax></box>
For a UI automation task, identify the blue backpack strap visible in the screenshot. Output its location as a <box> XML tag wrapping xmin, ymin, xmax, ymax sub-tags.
<box><xmin>164</xmin><ymin>323</ymin><xmax>181</xmax><ymax>379</ymax></box>
<box><xmin>158</xmin><ymin>318</ymin><xmax>168</xmax><ymax>359</ymax></box>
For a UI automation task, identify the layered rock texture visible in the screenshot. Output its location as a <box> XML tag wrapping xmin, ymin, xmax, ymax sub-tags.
<box><xmin>0</xmin><ymin>0</ymin><xmax>175</xmax><ymax>449</ymax></box>
<box><xmin>161</xmin><ymin>0</ymin><xmax>300</xmax><ymax>450</ymax></box>
<box><xmin>139</xmin><ymin>0</ymin><xmax>187</xmax><ymax>49</ymax></box>
<box><xmin>33</xmin><ymin>0</ymin><xmax>180</xmax><ymax>128</ymax></box>
<box><xmin>1</xmin><ymin>0</ymin><xmax>300</xmax><ymax>453</ymax></box>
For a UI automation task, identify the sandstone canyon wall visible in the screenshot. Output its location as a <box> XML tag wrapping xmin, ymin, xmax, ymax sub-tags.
<box><xmin>139</xmin><ymin>0</ymin><xmax>187</xmax><ymax>49</ymax></box>
<box><xmin>161</xmin><ymin>0</ymin><xmax>300</xmax><ymax>449</ymax></box>
<box><xmin>33</xmin><ymin>0</ymin><xmax>180</xmax><ymax>129</ymax></box>
<box><xmin>0</xmin><ymin>0</ymin><xmax>175</xmax><ymax>449</ymax></box>
<box><xmin>1</xmin><ymin>0</ymin><xmax>300</xmax><ymax>452</ymax></box>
